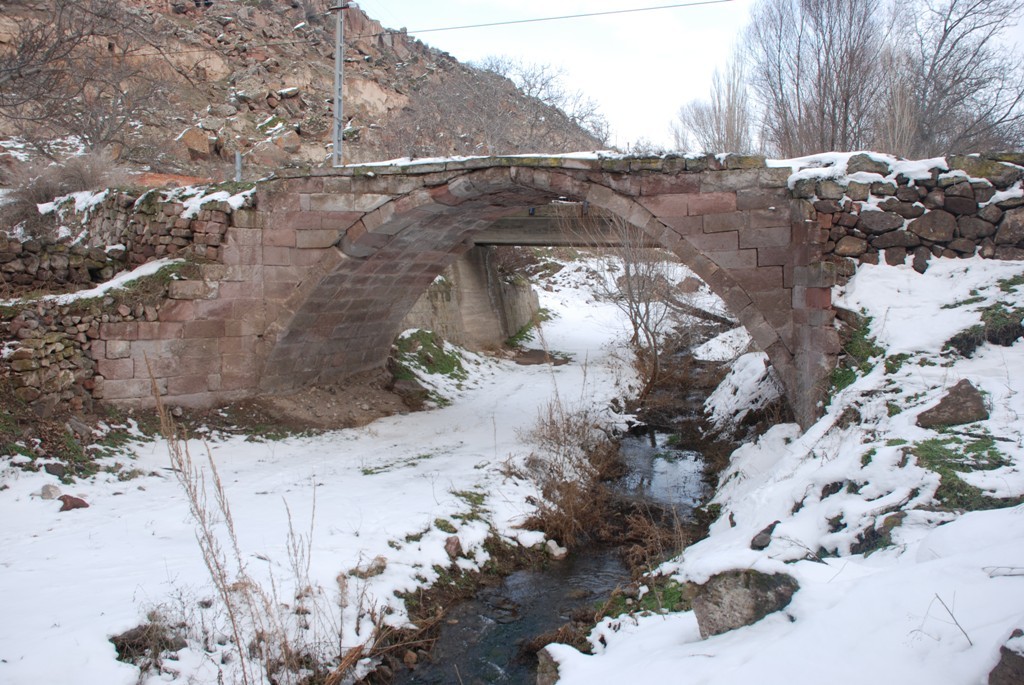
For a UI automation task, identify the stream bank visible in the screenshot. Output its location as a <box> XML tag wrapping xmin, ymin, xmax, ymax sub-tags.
<box><xmin>375</xmin><ymin>424</ymin><xmax>717</xmax><ymax>685</ymax></box>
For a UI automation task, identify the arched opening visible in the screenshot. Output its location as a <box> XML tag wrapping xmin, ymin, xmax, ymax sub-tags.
<box><xmin>255</xmin><ymin>161</ymin><xmax>834</xmax><ymax>427</ymax></box>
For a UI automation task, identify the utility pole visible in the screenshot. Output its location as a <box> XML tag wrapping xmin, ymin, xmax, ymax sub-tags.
<box><xmin>330</xmin><ymin>2</ymin><xmax>350</xmax><ymax>167</ymax></box>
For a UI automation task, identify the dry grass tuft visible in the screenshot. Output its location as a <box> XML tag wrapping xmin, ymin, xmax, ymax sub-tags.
<box><xmin>1</xmin><ymin>153</ymin><xmax>124</xmax><ymax>237</ymax></box>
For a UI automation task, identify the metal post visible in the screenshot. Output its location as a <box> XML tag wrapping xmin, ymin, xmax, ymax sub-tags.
<box><xmin>234</xmin><ymin>150</ymin><xmax>242</xmax><ymax>182</ymax></box>
<box><xmin>330</xmin><ymin>3</ymin><xmax>349</xmax><ymax>168</ymax></box>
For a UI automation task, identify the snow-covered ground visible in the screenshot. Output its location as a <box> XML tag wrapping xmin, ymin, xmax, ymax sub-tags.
<box><xmin>2</xmin><ymin>249</ymin><xmax>1023</xmax><ymax>684</ymax></box>
<box><xmin>551</xmin><ymin>257</ymin><xmax>1024</xmax><ymax>684</ymax></box>
<box><xmin>0</xmin><ymin>259</ymin><xmax>645</xmax><ymax>684</ymax></box>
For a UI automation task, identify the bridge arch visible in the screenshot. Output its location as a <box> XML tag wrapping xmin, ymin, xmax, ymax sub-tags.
<box><xmin>249</xmin><ymin>157</ymin><xmax>838</xmax><ymax>427</ymax></box>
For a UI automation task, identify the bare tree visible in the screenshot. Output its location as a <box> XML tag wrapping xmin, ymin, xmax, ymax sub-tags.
<box><xmin>744</xmin><ymin>0</ymin><xmax>887</xmax><ymax>156</ymax></box>
<box><xmin>872</xmin><ymin>44</ymin><xmax>922</xmax><ymax>157</ymax></box>
<box><xmin>0</xmin><ymin>0</ymin><xmax>120</xmax><ymax>114</ymax></box>
<box><xmin>476</xmin><ymin>55</ymin><xmax>610</xmax><ymax>146</ymax></box>
<box><xmin>672</xmin><ymin>58</ymin><xmax>756</xmax><ymax>153</ymax></box>
<box><xmin>2</xmin><ymin>0</ymin><xmax>176</xmax><ymax>159</ymax></box>
<box><xmin>896</xmin><ymin>0</ymin><xmax>1024</xmax><ymax>155</ymax></box>
<box><xmin>557</xmin><ymin>206</ymin><xmax>675</xmax><ymax>401</ymax></box>
<box><xmin>10</xmin><ymin>46</ymin><xmax>168</xmax><ymax>159</ymax></box>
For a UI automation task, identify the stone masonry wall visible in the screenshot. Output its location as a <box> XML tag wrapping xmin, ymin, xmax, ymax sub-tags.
<box><xmin>802</xmin><ymin>153</ymin><xmax>1024</xmax><ymax>281</ymax></box>
<box><xmin>1</xmin><ymin>187</ymin><xmax>249</xmax><ymax>415</ymax></box>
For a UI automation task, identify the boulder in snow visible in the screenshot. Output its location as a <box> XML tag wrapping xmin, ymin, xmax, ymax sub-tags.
<box><xmin>444</xmin><ymin>535</ymin><xmax>462</xmax><ymax>560</ymax></box>
<box><xmin>989</xmin><ymin>629</ymin><xmax>1024</xmax><ymax>685</ymax></box>
<box><xmin>692</xmin><ymin>569</ymin><xmax>799</xmax><ymax>639</ymax></box>
<box><xmin>58</xmin><ymin>495</ymin><xmax>89</xmax><ymax>512</ymax></box>
<box><xmin>40</xmin><ymin>484</ymin><xmax>62</xmax><ymax>500</ymax></box>
<box><xmin>916</xmin><ymin>379</ymin><xmax>988</xmax><ymax>428</ymax></box>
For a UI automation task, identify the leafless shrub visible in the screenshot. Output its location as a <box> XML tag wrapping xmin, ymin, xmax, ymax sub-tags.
<box><xmin>556</xmin><ymin>206</ymin><xmax>677</xmax><ymax>401</ymax></box>
<box><xmin>152</xmin><ymin>373</ymin><xmax>370</xmax><ymax>684</ymax></box>
<box><xmin>621</xmin><ymin>504</ymin><xmax>691</xmax><ymax>579</ymax></box>
<box><xmin>110</xmin><ymin>608</ymin><xmax>188</xmax><ymax>677</ymax></box>
<box><xmin>0</xmin><ymin>152</ymin><xmax>121</xmax><ymax>236</ymax></box>
<box><xmin>520</xmin><ymin>395</ymin><xmax>622</xmax><ymax>549</ymax></box>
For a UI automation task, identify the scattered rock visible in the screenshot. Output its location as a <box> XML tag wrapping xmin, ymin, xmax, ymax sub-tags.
<box><xmin>391</xmin><ymin>378</ymin><xmax>429</xmax><ymax>410</ymax></box>
<box><xmin>274</xmin><ymin>129</ymin><xmax>301</xmax><ymax>154</ymax></box>
<box><xmin>177</xmin><ymin>126</ymin><xmax>214</xmax><ymax>161</ymax></box>
<box><xmin>546</xmin><ymin>539</ymin><xmax>568</xmax><ymax>560</ymax></box>
<box><xmin>846</xmin><ymin>153</ymin><xmax>891</xmax><ymax>176</ymax></box>
<box><xmin>40</xmin><ymin>484</ymin><xmax>62</xmax><ymax>500</ymax></box>
<box><xmin>692</xmin><ymin>569</ymin><xmax>799</xmax><ymax>639</ymax></box>
<box><xmin>750</xmin><ymin>520</ymin><xmax>780</xmax><ymax>551</ymax></box>
<box><xmin>916</xmin><ymin>379</ymin><xmax>989</xmax><ymax>428</ymax></box>
<box><xmin>444</xmin><ymin>535</ymin><xmax>462</xmax><ymax>560</ymax></box>
<box><xmin>43</xmin><ymin>462</ymin><xmax>68</xmax><ymax>479</ymax></box>
<box><xmin>912</xmin><ymin>246</ymin><xmax>931</xmax><ymax>274</ymax></box>
<box><xmin>66</xmin><ymin>417</ymin><xmax>92</xmax><ymax>440</ymax></box>
<box><xmin>537</xmin><ymin>646</ymin><xmax>561</xmax><ymax>685</ymax></box>
<box><xmin>988</xmin><ymin>630</ymin><xmax>1024</xmax><ymax>685</ymax></box>
<box><xmin>58</xmin><ymin>495</ymin><xmax>89</xmax><ymax>511</ymax></box>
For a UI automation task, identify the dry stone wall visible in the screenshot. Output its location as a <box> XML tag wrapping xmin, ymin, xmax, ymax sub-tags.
<box><xmin>0</xmin><ymin>240</ymin><xmax>126</xmax><ymax>296</ymax></box>
<box><xmin>1</xmin><ymin>187</ymin><xmax>249</xmax><ymax>416</ymax></box>
<box><xmin>803</xmin><ymin>153</ymin><xmax>1024</xmax><ymax>280</ymax></box>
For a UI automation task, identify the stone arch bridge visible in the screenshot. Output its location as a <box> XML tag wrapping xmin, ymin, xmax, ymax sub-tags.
<box><xmin>95</xmin><ymin>156</ymin><xmax>839</xmax><ymax>428</ymax></box>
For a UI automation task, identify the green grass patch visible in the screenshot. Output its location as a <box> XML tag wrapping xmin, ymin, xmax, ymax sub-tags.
<box><xmin>827</xmin><ymin>313</ymin><xmax>883</xmax><ymax>404</ymax></box>
<box><xmin>998</xmin><ymin>273</ymin><xmax>1024</xmax><ymax>293</ymax></box>
<box><xmin>600</xmin><ymin>577</ymin><xmax>691</xmax><ymax>619</ymax></box>
<box><xmin>505</xmin><ymin>309</ymin><xmax>553</xmax><ymax>348</ymax></box>
<box><xmin>451</xmin><ymin>489</ymin><xmax>488</xmax><ymax>523</ymax></box>
<box><xmin>434</xmin><ymin>518</ymin><xmax>458</xmax><ymax>534</ymax></box>
<box><xmin>884</xmin><ymin>353</ymin><xmax>910</xmax><ymax>375</ymax></box>
<box><xmin>941</xmin><ymin>295</ymin><xmax>985</xmax><ymax>309</ymax></box>
<box><xmin>913</xmin><ymin>432</ymin><xmax>1018</xmax><ymax>511</ymax></box>
<box><xmin>944</xmin><ymin>301</ymin><xmax>1024</xmax><ymax>357</ymax></box>
<box><xmin>393</xmin><ymin>330</ymin><xmax>467</xmax><ymax>382</ymax></box>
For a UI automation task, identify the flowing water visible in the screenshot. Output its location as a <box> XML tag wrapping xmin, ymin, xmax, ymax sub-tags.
<box><xmin>391</xmin><ymin>432</ymin><xmax>706</xmax><ymax>685</ymax></box>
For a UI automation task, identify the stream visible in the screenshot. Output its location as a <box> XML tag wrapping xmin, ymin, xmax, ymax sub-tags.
<box><xmin>391</xmin><ymin>431</ymin><xmax>706</xmax><ymax>684</ymax></box>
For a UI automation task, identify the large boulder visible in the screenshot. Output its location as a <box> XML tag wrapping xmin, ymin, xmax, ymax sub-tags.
<box><xmin>691</xmin><ymin>569</ymin><xmax>799</xmax><ymax>639</ymax></box>
<box><xmin>846</xmin><ymin>153</ymin><xmax>891</xmax><ymax>176</ymax></box>
<box><xmin>858</xmin><ymin>210</ymin><xmax>904</xmax><ymax>234</ymax></box>
<box><xmin>908</xmin><ymin>210</ymin><xmax>957</xmax><ymax>242</ymax></box>
<box><xmin>176</xmin><ymin>126</ymin><xmax>215</xmax><ymax>161</ymax></box>
<box><xmin>916</xmin><ymin>379</ymin><xmax>989</xmax><ymax>428</ymax></box>
<box><xmin>946</xmin><ymin>155</ymin><xmax>1023</xmax><ymax>190</ymax></box>
<box><xmin>995</xmin><ymin>208</ymin><xmax>1024</xmax><ymax>245</ymax></box>
<box><xmin>989</xmin><ymin>630</ymin><xmax>1024</xmax><ymax>685</ymax></box>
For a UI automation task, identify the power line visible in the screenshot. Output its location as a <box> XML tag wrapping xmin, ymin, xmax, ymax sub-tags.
<box><xmin>394</xmin><ymin>0</ymin><xmax>735</xmax><ymax>36</ymax></box>
<box><xmin>78</xmin><ymin>0</ymin><xmax>737</xmax><ymax>58</ymax></box>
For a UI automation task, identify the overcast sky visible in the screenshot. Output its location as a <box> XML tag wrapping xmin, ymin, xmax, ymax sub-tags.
<box><xmin>351</xmin><ymin>0</ymin><xmax>1024</xmax><ymax>151</ymax></box>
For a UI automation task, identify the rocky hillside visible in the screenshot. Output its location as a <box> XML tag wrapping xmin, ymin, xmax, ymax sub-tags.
<box><xmin>0</xmin><ymin>0</ymin><xmax>603</xmax><ymax>177</ymax></box>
